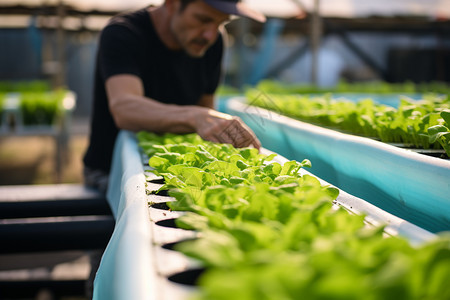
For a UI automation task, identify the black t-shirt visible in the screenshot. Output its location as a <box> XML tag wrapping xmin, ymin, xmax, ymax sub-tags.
<box><xmin>83</xmin><ymin>7</ymin><xmax>224</xmax><ymax>173</ymax></box>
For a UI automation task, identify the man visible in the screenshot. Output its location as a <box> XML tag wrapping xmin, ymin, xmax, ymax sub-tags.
<box><xmin>83</xmin><ymin>0</ymin><xmax>266</xmax><ymax>193</ymax></box>
<box><xmin>83</xmin><ymin>1</ymin><xmax>265</xmax><ymax>297</ymax></box>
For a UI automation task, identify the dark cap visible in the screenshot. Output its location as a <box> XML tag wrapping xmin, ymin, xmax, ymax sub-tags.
<box><xmin>203</xmin><ymin>0</ymin><xmax>266</xmax><ymax>23</ymax></box>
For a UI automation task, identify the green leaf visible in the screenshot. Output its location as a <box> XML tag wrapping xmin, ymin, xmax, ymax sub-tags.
<box><xmin>427</xmin><ymin>125</ymin><xmax>450</xmax><ymax>143</ymax></box>
<box><xmin>229</xmin><ymin>176</ymin><xmax>246</xmax><ymax>185</ymax></box>
<box><xmin>157</xmin><ymin>152</ymin><xmax>181</xmax><ymax>165</ymax></box>
<box><xmin>280</xmin><ymin>160</ymin><xmax>298</xmax><ymax>176</ymax></box>
<box><xmin>175</xmin><ymin>231</ymin><xmax>245</xmax><ymax>268</ymax></box>
<box><xmin>324</xmin><ymin>186</ymin><xmax>340</xmax><ymax>199</ymax></box>
<box><xmin>239</xmin><ymin>148</ymin><xmax>259</xmax><ymax>160</ymax></box>
<box><xmin>206</xmin><ymin>160</ymin><xmax>239</xmax><ymax>176</ymax></box>
<box><xmin>236</xmin><ymin>160</ymin><xmax>249</xmax><ymax>170</ymax></box>
<box><xmin>195</xmin><ymin>148</ymin><xmax>217</xmax><ymax>163</ymax></box>
<box><xmin>300</xmin><ymin>159</ymin><xmax>312</xmax><ymax>168</ymax></box>
<box><xmin>148</xmin><ymin>156</ymin><xmax>169</xmax><ymax>170</ymax></box>
<box><xmin>261</xmin><ymin>153</ymin><xmax>277</xmax><ymax>163</ymax></box>
<box><xmin>441</xmin><ymin>110</ymin><xmax>450</xmax><ymax>125</ymax></box>
<box><xmin>263</xmin><ymin>162</ymin><xmax>282</xmax><ymax>177</ymax></box>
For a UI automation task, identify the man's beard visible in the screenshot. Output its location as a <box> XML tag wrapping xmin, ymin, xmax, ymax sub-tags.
<box><xmin>185</xmin><ymin>38</ymin><xmax>212</xmax><ymax>57</ymax></box>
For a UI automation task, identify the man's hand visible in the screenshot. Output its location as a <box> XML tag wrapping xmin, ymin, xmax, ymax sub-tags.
<box><xmin>106</xmin><ymin>75</ymin><xmax>260</xmax><ymax>148</ymax></box>
<box><xmin>194</xmin><ymin>109</ymin><xmax>261</xmax><ymax>149</ymax></box>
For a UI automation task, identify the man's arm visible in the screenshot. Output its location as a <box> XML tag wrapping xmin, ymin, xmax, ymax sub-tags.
<box><xmin>106</xmin><ymin>74</ymin><xmax>261</xmax><ymax>149</ymax></box>
<box><xmin>196</xmin><ymin>94</ymin><xmax>214</xmax><ymax>109</ymax></box>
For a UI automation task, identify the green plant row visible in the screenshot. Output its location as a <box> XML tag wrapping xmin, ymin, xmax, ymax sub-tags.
<box><xmin>0</xmin><ymin>80</ymin><xmax>68</xmax><ymax>126</ymax></box>
<box><xmin>0</xmin><ymin>80</ymin><xmax>51</xmax><ymax>93</ymax></box>
<box><xmin>137</xmin><ymin>132</ymin><xmax>450</xmax><ymax>300</ymax></box>
<box><xmin>20</xmin><ymin>90</ymin><xmax>67</xmax><ymax>126</ymax></box>
<box><xmin>0</xmin><ymin>93</ymin><xmax>4</xmax><ymax>124</ymax></box>
<box><xmin>253</xmin><ymin>79</ymin><xmax>450</xmax><ymax>95</ymax></box>
<box><xmin>245</xmin><ymin>89</ymin><xmax>450</xmax><ymax>156</ymax></box>
<box><xmin>0</xmin><ymin>89</ymin><xmax>68</xmax><ymax>126</ymax></box>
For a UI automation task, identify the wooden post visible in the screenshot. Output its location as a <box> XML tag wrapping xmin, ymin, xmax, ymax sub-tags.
<box><xmin>310</xmin><ymin>0</ymin><xmax>322</xmax><ymax>85</ymax></box>
<box><xmin>55</xmin><ymin>0</ymin><xmax>66</xmax><ymax>88</ymax></box>
<box><xmin>55</xmin><ymin>0</ymin><xmax>67</xmax><ymax>183</ymax></box>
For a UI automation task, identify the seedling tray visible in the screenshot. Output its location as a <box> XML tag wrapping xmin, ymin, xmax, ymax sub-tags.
<box><xmin>92</xmin><ymin>131</ymin><xmax>437</xmax><ymax>299</ymax></box>
<box><xmin>0</xmin><ymin>91</ymin><xmax>75</xmax><ymax>136</ymax></box>
<box><xmin>223</xmin><ymin>97</ymin><xmax>450</xmax><ymax>233</ymax></box>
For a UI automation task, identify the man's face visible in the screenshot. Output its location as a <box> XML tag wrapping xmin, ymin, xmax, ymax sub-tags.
<box><xmin>170</xmin><ymin>0</ymin><xmax>230</xmax><ymax>57</ymax></box>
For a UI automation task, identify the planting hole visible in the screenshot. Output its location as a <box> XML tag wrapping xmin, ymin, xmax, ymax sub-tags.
<box><xmin>149</xmin><ymin>177</ymin><xmax>165</xmax><ymax>184</ymax></box>
<box><xmin>151</xmin><ymin>202</ymin><xmax>170</xmax><ymax>210</ymax></box>
<box><xmin>167</xmin><ymin>268</ymin><xmax>205</xmax><ymax>286</ymax></box>
<box><xmin>155</xmin><ymin>218</ymin><xmax>178</xmax><ymax>228</ymax></box>
<box><xmin>150</xmin><ymin>189</ymin><xmax>170</xmax><ymax>196</ymax></box>
<box><xmin>162</xmin><ymin>238</ymin><xmax>197</xmax><ymax>251</ymax></box>
<box><xmin>155</xmin><ymin>218</ymin><xmax>194</xmax><ymax>231</ymax></box>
